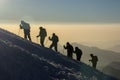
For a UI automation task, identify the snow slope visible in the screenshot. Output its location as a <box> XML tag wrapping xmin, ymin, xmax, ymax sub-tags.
<box><xmin>0</xmin><ymin>28</ymin><xmax>117</xmax><ymax>80</ymax></box>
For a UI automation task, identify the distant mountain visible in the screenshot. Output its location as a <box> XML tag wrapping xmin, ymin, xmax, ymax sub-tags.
<box><xmin>103</xmin><ymin>62</ymin><xmax>120</xmax><ymax>80</ymax></box>
<box><xmin>0</xmin><ymin>28</ymin><xmax>117</xmax><ymax>80</ymax></box>
<box><xmin>70</xmin><ymin>43</ymin><xmax>120</xmax><ymax>67</ymax></box>
<box><xmin>70</xmin><ymin>43</ymin><xmax>120</xmax><ymax>79</ymax></box>
<box><xmin>108</xmin><ymin>45</ymin><xmax>120</xmax><ymax>53</ymax></box>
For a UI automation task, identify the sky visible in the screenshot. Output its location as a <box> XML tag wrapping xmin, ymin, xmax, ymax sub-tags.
<box><xmin>0</xmin><ymin>0</ymin><xmax>120</xmax><ymax>23</ymax></box>
<box><xmin>0</xmin><ymin>0</ymin><xmax>120</xmax><ymax>49</ymax></box>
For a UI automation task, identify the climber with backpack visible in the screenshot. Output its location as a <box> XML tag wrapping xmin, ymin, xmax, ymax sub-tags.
<box><xmin>89</xmin><ymin>53</ymin><xmax>98</xmax><ymax>69</ymax></box>
<box><xmin>64</xmin><ymin>42</ymin><xmax>74</xmax><ymax>59</ymax></box>
<box><xmin>74</xmin><ymin>47</ymin><xmax>83</xmax><ymax>61</ymax></box>
<box><xmin>19</xmin><ymin>20</ymin><xmax>32</xmax><ymax>41</ymax></box>
<box><xmin>37</xmin><ymin>26</ymin><xmax>47</xmax><ymax>47</ymax></box>
<box><xmin>49</xmin><ymin>33</ymin><xmax>59</xmax><ymax>52</ymax></box>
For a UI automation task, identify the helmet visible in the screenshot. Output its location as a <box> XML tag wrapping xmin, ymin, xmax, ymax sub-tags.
<box><xmin>67</xmin><ymin>42</ymin><xmax>70</xmax><ymax>45</ymax></box>
<box><xmin>75</xmin><ymin>47</ymin><xmax>79</xmax><ymax>50</ymax></box>
<box><xmin>90</xmin><ymin>54</ymin><xmax>93</xmax><ymax>56</ymax></box>
<box><xmin>53</xmin><ymin>33</ymin><xmax>55</xmax><ymax>35</ymax></box>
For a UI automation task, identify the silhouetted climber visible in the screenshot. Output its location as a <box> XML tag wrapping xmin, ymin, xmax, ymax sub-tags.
<box><xmin>74</xmin><ymin>47</ymin><xmax>83</xmax><ymax>61</ymax></box>
<box><xmin>89</xmin><ymin>54</ymin><xmax>98</xmax><ymax>69</ymax></box>
<box><xmin>19</xmin><ymin>20</ymin><xmax>31</xmax><ymax>41</ymax></box>
<box><xmin>36</xmin><ymin>26</ymin><xmax>47</xmax><ymax>47</ymax></box>
<box><xmin>49</xmin><ymin>33</ymin><xmax>59</xmax><ymax>52</ymax></box>
<box><xmin>64</xmin><ymin>42</ymin><xmax>73</xmax><ymax>59</ymax></box>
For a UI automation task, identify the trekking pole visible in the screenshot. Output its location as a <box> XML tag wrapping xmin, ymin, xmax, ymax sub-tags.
<box><xmin>88</xmin><ymin>60</ymin><xmax>91</xmax><ymax>66</ymax></box>
<box><xmin>45</xmin><ymin>38</ymin><xmax>49</xmax><ymax>46</ymax></box>
<box><xmin>18</xmin><ymin>28</ymin><xmax>21</xmax><ymax>36</ymax></box>
<box><xmin>36</xmin><ymin>37</ymin><xmax>38</xmax><ymax>43</ymax></box>
<box><xmin>63</xmin><ymin>47</ymin><xmax>64</xmax><ymax>54</ymax></box>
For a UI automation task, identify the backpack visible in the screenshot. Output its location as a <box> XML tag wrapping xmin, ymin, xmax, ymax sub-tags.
<box><xmin>55</xmin><ymin>35</ymin><xmax>59</xmax><ymax>42</ymax></box>
<box><xmin>94</xmin><ymin>56</ymin><xmax>98</xmax><ymax>62</ymax></box>
<box><xmin>78</xmin><ymin>48</ymin><xmax>82</xmax><ymax>55</ymax></box>
<box><xmin>69</xmin><ymin>45</ymin><xmax>73</xmax><ymax>52</ymax></box>
<box><xmin>20</xmin><ymin>22</ymin><xmax>30</xmax><ymax>30</ymax></box>
<box><xmin>42</xmin><ymin>28</ymin><xmax>47</xmax><ymax>37</ymax></box>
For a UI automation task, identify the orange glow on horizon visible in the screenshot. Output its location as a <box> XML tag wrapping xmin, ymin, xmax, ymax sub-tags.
<box><xmin>0</xmin><ymin>23</ymin><xmax>120</xmax><ymax>48</ymax></box>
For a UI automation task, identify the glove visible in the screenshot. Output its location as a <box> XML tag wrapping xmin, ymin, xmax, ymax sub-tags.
<box><xmin>36</xmin><ymin>36</ymin><xmax>39</xmax><ymax>38</ymax></box>
<box><xmin>49</xmin><ymin>37</ymin><xmax>51</xmax><ymax>40</ymax></box>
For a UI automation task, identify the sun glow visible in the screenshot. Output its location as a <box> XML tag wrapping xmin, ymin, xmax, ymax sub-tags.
<box><xmin>1</xmin><ymin>23</ymin><xmax>120</xmax><ymax>49</ymax></box>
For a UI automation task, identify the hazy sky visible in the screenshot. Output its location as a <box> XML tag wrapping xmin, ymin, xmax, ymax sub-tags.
<box><xmin>0</xmin><ymin>0</ymin><xmax>120</xmax><ymax>23</ymax></box>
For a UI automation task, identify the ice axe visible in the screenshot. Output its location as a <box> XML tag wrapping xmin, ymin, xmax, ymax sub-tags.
<box><xmin>18</xmin><ymin>24</ymin><xmax>22</xmax><ymax>36</ymax></box>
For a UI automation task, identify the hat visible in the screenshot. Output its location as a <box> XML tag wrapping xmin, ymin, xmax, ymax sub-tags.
<box><xmin>39</xmin><ymin>26</ymin><xmax>43</xmax><ymax>29</ymax></box>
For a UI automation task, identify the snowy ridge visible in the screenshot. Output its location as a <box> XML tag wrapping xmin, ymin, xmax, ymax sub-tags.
<box><xmin>0</xmin><ymin>28</ymin><xmax>117</xmax><ymax>80</ymax></box>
